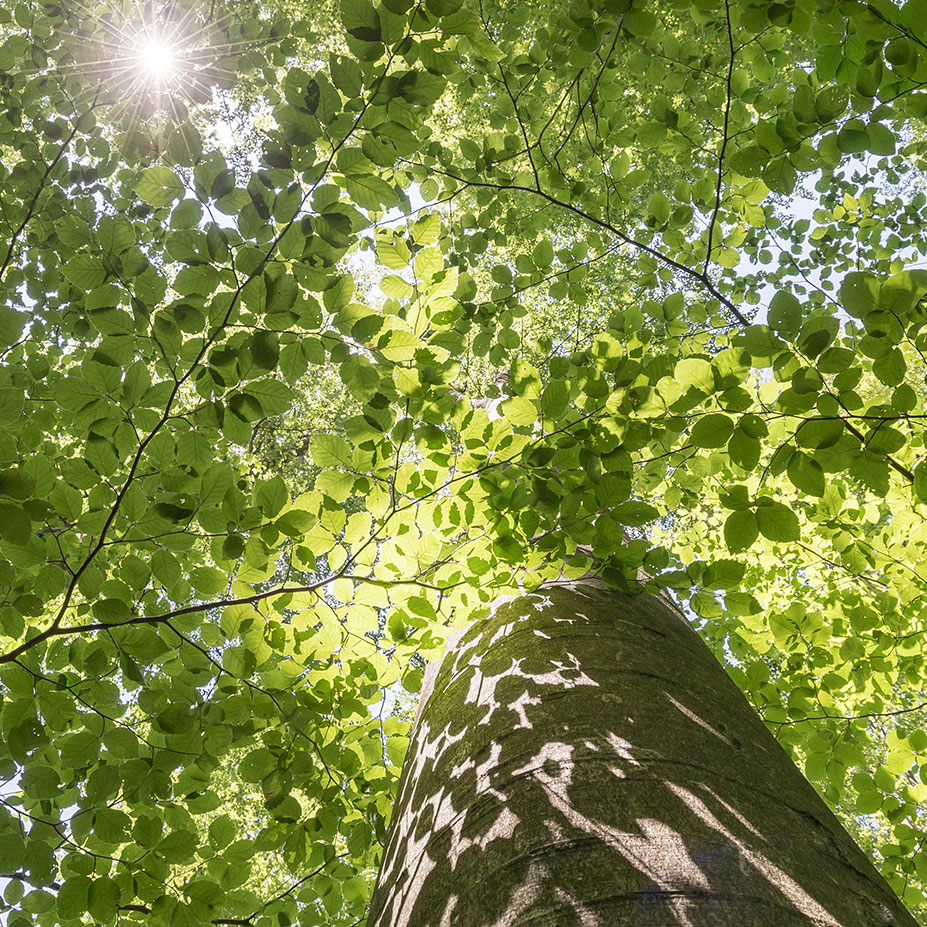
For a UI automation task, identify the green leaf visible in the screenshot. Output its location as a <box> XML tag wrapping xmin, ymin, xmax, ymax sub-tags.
<box><xmin>97</xmin><ymin>216</ymin><xmax>135</xmax><ymax>253</ymax></box>
<box><xmin>702</xmin><ymin>559</ymin><xmax>746</xmax><ymax>590</ymax></box>
<box><xmin>256</xmin><ymin>475</ymin><xmax>288</xmax><ymax>517</ymax></box>
<box><xmin>88</xmin><ymin>878</ymin><xmax>120</xmax><ymax>924</ymax></box>
<box><xmin>724</xmin><ymin>510</ymin><xmax>758</xmax><ymax>552</ymax></box>
<box><xmin>376</xmin><ymin>236</ymin><xmax>411</xmax><ymax>271</ymax></box>
<box><xmin>787</xmin><ymin>452</ymin><xmax>825</xmax><ymax>497</ymax></box>
<box><xmin>756</xmin><ymin>500</ymin><xmax>800</xmax><ymax>542</ymax></box>
<box><xmin>729</xmin><ymin>145</ymin><xmax>768</xmax><ymax>176</ymax></box>
<box><xmin>856</xmin><ymin>790</ymin><xmax>882</xmax><ymax>814</ymax></box>
<box><xmin>414</xmin><ymin>246</ymin><xmax>443</xmax><ymax>282</ymax></box>
<box><xmin>0</xmin><ymin>503</ymin><xmax>31</xmax><ymax>545</ymax></box>
<box><xmin>330</xmin><ymin>54</ymin><xmax>363</xmax><ymax>97</ymax></box>
<box><xmin>612</xmin><ymin>500</ymin><xmax>659</xmax><ymax>526</ymax></box>
<box><xmin>311</xmin><ymin>433</ymin><xmax>352</xmax><ymax>468</ymax></box>
<box><xmin>795</xmin><ymin>417</ymin><xmax>844</xmax><ymax>449</ymax></box>
<box><xmin>533</xmin><ymin>239</ymin><xmax>554</xmax><ymax>267</ymax></box>
<box><xmin>136</xmin><ymin>166</ymin><xmax>185</xmax><ymax>206</ymax></box>
<box><xmin>501</xmin><ymin>396</ymin><xmax>537</xmax><ymax>426</ymax></box>
<box><xmin>63</xmin><ymin>254</ymin><xmax>107</xmax><ymax>290</ymax></box>
<box><xmin>94</xmin><ymin>808</ymin><xmax>131</xmax><ymax>843</ymax></box>
<box><xmin>691</xmin><ymin>590</ymin><xmax>722</xmax><ymax>618</ymax></box>
<box><xmin>171</xmin><ymin>199</ymin><xmax>203</xmax><ymax>228</ymax></box>
<box><xmin>840</xmin><ymin>272</ymin><xmax>880</xmax><ymax>319</ymax></box>
<box><xmin>815</xmin><ymin>85</ymin><xmax>847</xmax><ymax>121</ymax></box>
<box><xmin>624</xmin><ymin>9</ymin><xmax>657</xmax><ymax>34</ymax></box>
<box><xmin>767</xmin><ymin>291</ymin><xmax>802</xmax><ymax>340</ymax></box>
<box><xmin>245</xmin><ymin>379</ymin><xmax>294</xmax><ymax>416</ymax></box>
<box><xmin>342</xmin><ymin>0</ymin><xmax>381</xmax><ymax>42</ymax></box>
<box><xmin>379</xmin><ymin>330</ymin><xmax>421</xmax><ymax>362</ymax></box>
<box><xmin>222</xmin><ymin>533</ymin><xmax>245</xmax><ymax>559</ymax></box>
<box><xmin>675</xmin><ymin>358</ymin><xmax>714</xmax><ymax>393</ymax></box>
<box><xmin>836</xmin><ymin>120</ymin><xmax>869</xmax><ymax>154</ymax></box>
<box><xmin>426</xmin><ymin>0</ymin><xmax>464</xmax><ymax>14</ymax></box>
<box><xmin>265</xmin><ymin>273</ymin><xmax>298</xmax><ymax>314</ymax></box>
<box><xmin>0</xmin><ymin>305</ymin><xmax>25</xmax><ymax>347</ymax></box>
<box><xmin>341</xmin><ymin>354</ymin><xmax>380</xmax><ymax>398</ymax></box>
<box><xmin>728</xmin><ymin>428</ymin><xmax>760</xmax><ymax>471</ymax></box>
<box><xmin>647</xmin><ymin>191</ymin><xmax>670</xmax><ymax>225</ymax></box>
<box><xmin>0</xmin><ymin>468</ymin><xmax>34</xmax><ymax>499</ymax></box>
<box><xmin>190</xmin><ymin>566</ymin><xmax>227</xmax><ymax>596</ymax></box>
<box><xmin>209</xmin><ymin>815</ymin><xmax>237</xmax><ymax>849</ymax></box>
<box><xmin>239</xmin><ymin>747</ymin><xmax>277</xmax><ymax>783</ymax></box>
<box><xmin>346</xmin><ymin>175</ymin><xmax>398</xmax><ymax>210</ymax></box>
<box><xmin>690</xmin><ymin>413</ymin><xmax>734</xmax><ymax>448</ymax></box>
<box><xmin>157</xmin><ymin>829</ymin><xmax>198</xmax><ymax>863</ymax></box>
<box><xmin>92</xmin><ymin>598</ymin><xmax>133</xmax><ymax>623</ymax></box>
<box><xmin>58</xmin><ymin>877</ymin><xmax>91</xmax><ymax>919</ymax></box>
<box><xmin>914</xmin><ymin>461</ymin><xmax>927</xmax><ymax>503</ymax></box>
<box><xmin>396</xmin><ymin>71</ymin><xmax>446</xmax><ymax>107</ymax></box>
<box><xmin>132</xmin><ymin>814</ymin><xmax>164</xmax><ymax>847</ymax></box>
<box><xmin>412</xmin><ymin>212</ymin><xmax>441</xmax><ymax>246</ymax></box>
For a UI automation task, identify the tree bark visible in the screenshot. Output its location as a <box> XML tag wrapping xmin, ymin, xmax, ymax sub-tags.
<box><xmin>368</xmin><ymin>578</ymin><xmax>916</xmax><ymax>927</ymax></box>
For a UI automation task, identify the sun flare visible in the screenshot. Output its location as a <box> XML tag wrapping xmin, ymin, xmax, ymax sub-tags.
<box><xmin>134</xmin><ymin>31</ymin><xmax>181</xmax><ymax>86</ymax></box>
<box><xmin>63</xmin><ymin>3</ymin><xmax>263</xmax><ymax>121</ymax></box>
<box><xmin>136</xmin><ymin>34</ymin><xmax>177</xmax><ymax>82</ymax></box>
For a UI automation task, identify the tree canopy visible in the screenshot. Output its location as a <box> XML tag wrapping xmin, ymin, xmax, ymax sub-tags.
<box><xmin>2</xmin><ymin>0</ymin><xmax>927</xmax><ymax>923</ymax></box>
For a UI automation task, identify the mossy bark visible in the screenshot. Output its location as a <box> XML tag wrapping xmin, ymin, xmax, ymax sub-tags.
<box><xmin>368</xmin><ymin>579</ymin><xmax>916</xmax><ymax>927</ymax></box>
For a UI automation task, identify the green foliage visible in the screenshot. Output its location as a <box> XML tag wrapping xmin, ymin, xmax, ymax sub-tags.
<box><xmin>3</xmin><ymin>0</ymin><xmax>927</xmax><ymax>922</ymax></box>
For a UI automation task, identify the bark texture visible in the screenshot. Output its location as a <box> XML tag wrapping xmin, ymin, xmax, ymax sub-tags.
<box><xmin>368</xmin><ymin>579</ymin><xmax>917</xmax><ymax>927</ymax></box>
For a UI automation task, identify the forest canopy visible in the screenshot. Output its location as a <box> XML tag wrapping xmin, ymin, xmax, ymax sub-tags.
<box><xmin>2</xmin><ymin>0</ymin><xmax>927</xmax><ymax>922</ymax></box>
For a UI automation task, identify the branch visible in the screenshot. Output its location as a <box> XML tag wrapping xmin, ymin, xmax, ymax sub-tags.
<box><xmin>410</xmin><ymin>163</ymin><xmax>750</xmax><ymax>325</ymax></box>
<box><xmin>772</xmin><ymin>699</ymin><xmax>927</xmax><ymax>729</ymax></box>
<box><xmin>116</xmin><ymin>856</ymin><xmax>347</xmax><ymax>923</ymax></box>
<box><xmin>33</xmin><ymin>37</ymin><xmax>408</xmax><ymax>649</ymax></box>
<box><xmin>0</xmin><ymin>93</ymin><xmax>101</xmax><ymax>283</ymax></box>
<box><xmin>703</xmin><ymin>0</ymin><xmax>735</xmax><ymax>274</ymax></box>
<box><xmin>0</xmin><ymin>567</ymin><xmax>465</xmax><ymax>665</ymax></box>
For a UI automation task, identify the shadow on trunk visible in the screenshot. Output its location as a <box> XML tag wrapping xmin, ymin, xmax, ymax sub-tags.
<box><xmin>368</xmin><ymin>580</ymin><xmax>915</xmax><ymax>927</ymax></box>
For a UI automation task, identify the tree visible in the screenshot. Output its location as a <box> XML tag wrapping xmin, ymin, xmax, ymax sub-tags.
<box><xmin>369</xmin><ymin>581</ymin><xmax>918</xmax><ymax>925</ymax></box>
<box><xmin>1</xmin><ymin>0</ymin><xmax>927</xmax><ymax>924</ymax></box>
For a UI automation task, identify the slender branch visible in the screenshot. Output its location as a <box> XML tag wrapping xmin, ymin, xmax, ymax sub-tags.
<box><xmin>0</xmin><ymin>93</ymin><xmax>101</xmax><ymax>283</ymax></box>
<box><xmin>31</xmin><ymin>34</ymin><xmax>406</xmax><ymax>649</ymax></box>
<box><xmin>408</xmin><ymin>162</ymin><xmax>750</xmax><ymax>325</ymax></box>
<box><xmin>552</xmin><ymin>20</ymin><xmax>622</xmax><ymax>166</ymax></box>
<box><xmin>116</xmin><ymin>857</ymin><xmax>347</xmax><ymax>924</ymax></box>
<box><xmin>498</xmin><ymin>63</ymin><xmax>540</xmax><ymax>190</ymax></box>
<box><xmin>864</xmin><ymin>3</ymin><xmax>927</xmax><ymax>51</ymax></box>
<box><xmin>704</xmin><ymin>0</ymin><xmax>735</xmax><ymax>274</ymax></box>
<box><xmin>772</xmin><ymin>699</ymin><xmax>927</xmax><ymax>728</ymax></box>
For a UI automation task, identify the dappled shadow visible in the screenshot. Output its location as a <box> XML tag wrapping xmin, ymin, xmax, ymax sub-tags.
<box><xmin>368</xmin><ymin>580</ymin><xmax>915</xmax><ymax>927</ymax></box>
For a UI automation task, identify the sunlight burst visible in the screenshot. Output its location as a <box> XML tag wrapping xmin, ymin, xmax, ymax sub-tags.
<box><xmin>135</xmin><ymin>33</ymin><xmax>178</xmax><ymax>84</ymax></box>
<box><xmin>50</xmin><ymin>1</ymin><xmax>269</xmax><ymax>130</ymax></box>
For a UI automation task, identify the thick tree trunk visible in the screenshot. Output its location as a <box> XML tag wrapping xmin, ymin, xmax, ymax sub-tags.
<box><xmin>368</xmin><ymin>578</ymin><xmax>916</xmax><ymax>927</ymax></box>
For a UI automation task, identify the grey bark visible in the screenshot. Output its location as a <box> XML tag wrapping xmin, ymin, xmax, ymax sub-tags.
<box><xmin>368</xmin><ymin>578</ymin><xmax>916</xmax><ymax>926</ymax></box>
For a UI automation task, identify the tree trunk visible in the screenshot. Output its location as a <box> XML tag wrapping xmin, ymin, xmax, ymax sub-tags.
<box><xmin>368</xmin><ymin>578</ymin><xmax>916</xmax><ymax>927</ymax></box>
